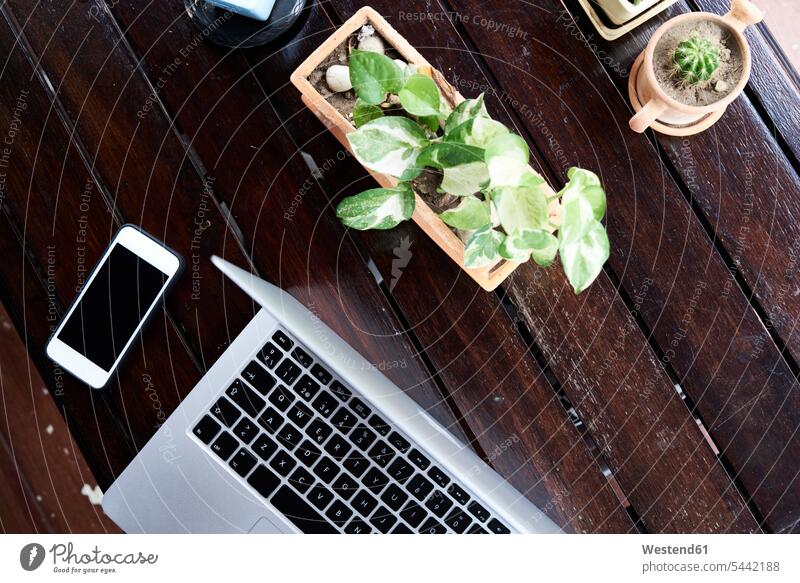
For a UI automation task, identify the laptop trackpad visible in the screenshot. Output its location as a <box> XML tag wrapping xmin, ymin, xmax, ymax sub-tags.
<box><xmin>248</xmin><ymin>516</ymin><xmax>284</xmax><ymax>534</ymax></box>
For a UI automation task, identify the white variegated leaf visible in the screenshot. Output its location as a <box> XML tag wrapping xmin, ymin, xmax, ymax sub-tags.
<box><xmin>348</xmin><ymin>117</ymin><xmax>430</xmax><ymax>180</ymax></box>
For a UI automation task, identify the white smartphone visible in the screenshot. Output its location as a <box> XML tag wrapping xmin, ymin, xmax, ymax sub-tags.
<box><xmin>46</xmin><ymin>225</ymin><xmax>182</xmax><ymax>389</ymax></box>
<box><xmin>204</xmin><ymin>0</ymin><xmax>276</xmax><ymax>21</ymax></box>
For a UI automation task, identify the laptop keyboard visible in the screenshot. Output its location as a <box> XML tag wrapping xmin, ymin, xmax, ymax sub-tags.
<box><xmin>191</xmin><ymin>327</ymin><xmax>511</xmax><ymax>534</ymax></box>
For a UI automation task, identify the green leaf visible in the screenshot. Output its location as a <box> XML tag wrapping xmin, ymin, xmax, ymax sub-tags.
<box><xmin>558</xmin><ymin>194</ymin><xmax>596</xmax><ymax>245</ymax></box>
<box><xmin>418</xmin><ymin>115</ymin><xmax>440</xmax><ymax>133</ymax></box>
<box><xmin>558</xmin><ymin>195</ymin><xmax>610</xmax><ymax>293</ymax></box>
<box><xmin>485</xmin><ymin>133</ymin><xmax>530</xmax><ymax>188</ymax></box>
<box><xmin>336</xmin><ymin>184</ymin><xmax>415</xmax><ymax>230</ymax></box>
<box><xmin>418</xmin><ymin>143</ymin><xmax>488</xmax><ymax>197</ymax></box>
<box><xmin>352</xmin><ymin>98</ymin><xmax>383</xmax><ymax>128</ymax></box>
<box><xmin>559</xmin><ymin>220</ymin><xmax>610</xmax><ymax>293</ymax></box>
<box><xmin>558</xmin><ymin>167</ymin><xmax>606</xmax><ymax>220</ymax></box>
<box><xmin>445</xmin><ymin>116</ymin><xmax>509</xmax><ymax>148</ymax></box>
<box><xmin>439</xmin><ymin>197</ymin><xmax>491</xmax><ymax>230</ymax></box>
<box><xmin>349</xmin><ymin>50</ymin><xmax>404</xmax><ymax>105</ymax></box>
<box><xmin>347</xmin><ymin>117</ymin><xmax>430</xmax><ymax>180</ymax></box>
<box><xmin>518</xmin><ymin>229</ymin><xmax>559</xmax><ymax>266</ymax></box>
<box><xmin>492</xmin><ymin>181</ymin><xmax>550</xmax><ymax>233</ymax></box>
<box><xmin>463</xmin><ymin>225</ymin><xmax>505</xmax><ymax>268</ymax></box>
<box><xmin>445</xmin><ymin>93</ymin><xmax>489</xmax><ymax>134</ymax></box>
<box><xmin>398</xmin><ymin>74</ymin><xmax>441</xmax><ymax>117</ymax></box>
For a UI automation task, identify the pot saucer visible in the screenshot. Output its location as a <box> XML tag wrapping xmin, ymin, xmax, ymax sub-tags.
<box><xmin>628</xmin><ymin>53</ymin><xmax>725</xmax><ymax>136</ymax></box>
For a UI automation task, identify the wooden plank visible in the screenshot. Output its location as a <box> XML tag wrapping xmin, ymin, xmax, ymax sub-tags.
<box><xmin>560</xmin><ymin>0</ymin><xmax>800</xmax><ymax>531</ymax></box>
<box><xmin>323</xmin><ymin>0</ymin><xmax>758</xmax><ymax>533</ymax></box>
<box><xmin>3</xmin><ymin>0</ymin><xmax>467</xmax><ymax>445</ymax></box>
<box><xmin>0</xmin><ymin>303</ymin><xmax>121</xmax><ymax>533</ymax></box>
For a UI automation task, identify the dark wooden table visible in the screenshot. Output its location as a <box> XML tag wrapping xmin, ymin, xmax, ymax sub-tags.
<box><xmin>1</xmin><ymin>0</ymin><xmax>798</xmax><ymax>533</ymax></box>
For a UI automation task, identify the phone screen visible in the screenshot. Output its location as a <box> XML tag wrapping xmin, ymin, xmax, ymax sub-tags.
<box><xmin>57</xmin><ymin>244</ymin><xmax>167</xmax><ymax>371</ymax></box>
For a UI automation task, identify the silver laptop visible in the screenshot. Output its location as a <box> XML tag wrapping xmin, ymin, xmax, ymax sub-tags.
<box><xmin>102</xmin><ymin>257</ymin><xmax>561</xmax><ymax>534</ymax></box>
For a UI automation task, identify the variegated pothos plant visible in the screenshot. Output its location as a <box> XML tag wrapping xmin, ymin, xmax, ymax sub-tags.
<box><xmin>335</xmin><ymin>50</ymin><xmax>610</xmax><ymax>293</ymax></box>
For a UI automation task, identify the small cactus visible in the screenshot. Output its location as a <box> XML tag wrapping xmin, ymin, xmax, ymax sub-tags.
<box><xmin>673</xmin><ymin>35</ymin><xmax>719</xmax><ymax>84</ymax></box>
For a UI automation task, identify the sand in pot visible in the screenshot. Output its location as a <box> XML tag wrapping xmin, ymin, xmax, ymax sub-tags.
<box><xmin>653</xmin><ymin>20</ymin><xmax>743</xmax><ymax>107</ymax></box>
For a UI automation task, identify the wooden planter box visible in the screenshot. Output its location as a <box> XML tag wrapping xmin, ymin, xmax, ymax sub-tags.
<box><xmin>290</xmin><ymin>6</ymin><xmax>557</xmax><ymax>291</ymax></box>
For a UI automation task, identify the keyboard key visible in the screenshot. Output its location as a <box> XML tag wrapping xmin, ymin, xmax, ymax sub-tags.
<box><xmin>232</xmin><ymin>418</ymin><xmax>259</xmax><ymax>443</ymax></box>
<box><xmin>272</xmin><ymin>330</ymin><xmax>293</xmax><ymax>351</ymax></box>
<box><xmin>427</xmin><ymin>466</ymin><xmax>450</xmax><ymax>488</ymax></box>
<box><xmin>210</xmin><ymin>431</ymin><xmax>238</xmax><ymax>460</ymax></box>
<box><xmin>225</xmin><ymin>379</ymin><xmax>265</xmax><ymax>417</ymax></box>
<box><xmin>192</xmin><ymin>415</ymin><xmax>220</xmax><ymax>444</ymax></box>
<box><xmin>344</xmin><ymin>518</ymin><xmax>371</xmax><ymax>534</ymax></box>
<box><xmin>258</xmin><ymin>341</ymin><xmax>282</xmax><ymax>369</ymax></box>
<box><xmin>257</xmin><ymin>406</ymin><xmax>283</xmax><ymax>434</ymax></box>
<box><xmin>349</xmin><ymin>397</ymin><xmax>371</xmax><ymax>419</ymax></box>
<box><xmin>420</xmin><ymin>517</ymin><xmax>447</xmax><ymax>534</ymax></box>
<box><xmin>269</xmin><ymin>450</ymin><xmax>296</xmax><ymax>476</ymax></box>
<box><xmin>467</xmin><ymin>523</ymin><xmax>488</xmax><ymax>534</ymax></box>
<box><xmin>388</xmin><ymin>431</ymin><xmax>411</xmax><ymax>453</ymax></box>
<box><xmin>425</xmin><ymin>491</ymin><xmax>453</xmax><ymax>518</ymax></box>
<box><xmin>229</xmin><ymin>448</ymin><xmax>257</xmax><ymax>477</ymax></box>
<box><xmin>332</xmin><ymin>474</ymin><xmax>359</xmax><ymax>500</ymax></box>
<box><xmin>307</xmin><ymin>484</ymin><xmax>334</xmax><ymax>511</ymax></box>
<box><xmin>368</xmin><ymin>414</ymin><xmax>391</xmax><ymax>436</ymax></box>
<box><xmin>287</xmin><ymin>402</ymin><xmax>314</xmax><ymax>428</ymax></box>
<box><xmin>292</xmin><ymin>346</ymin><xmax>313</xmax><ymax>368</ymax></box>
<box><xmin>391</xmin><ymin>523</ymin><xmax>413</xmax><ymax>534</ymax></box>
<box><xmin>247</xmin><ymin>464</ymin><xmax>280</xmax><ymax>498</ymax></box>
<box><xmin>268</xmin><ymin>384</ymin><xmax>295</xmax><ymax>412</ymax></box>
<box><xmin>380</xmin><ymin>484</ymin><xmax>408</xmax><ymax>511</ymax></box>
<box><xmin>277</xmin><ymin>424</ymin><xmax>302</xmax><ymax>450</ymax></box>
<box><xmin>294</xmin><ymin>375</ymin><xmax>320</xmax><ymax>401</ymax></box>
<box><xmin>210</xmin><ymin>396</ymin><xmax>240</xmax><ymax>428</ymax></box>
<box><xmin>467</xmin><ymin>501</ymin><xmax>490</xmax><ymax>523</ymax></box>
<box><xmin>343</xmin><ymin>451</ymin><xmax>370</xmax><ymax>478</ymax></box>
<box><xmin>296</xmin><ymin>439</ymin><xmax>322</xmax><ymax>467</ymax></box>
<box><xmin>349</xmin><ymin>424</ymin><xmax>377</xmax><ymax>451</ymax></box>
<box><xmin>331</xmin><ymin>408</ymin><xmax>358</xmax><ymax>433</ymax></box>
<box><xmin>406</xmin><ymin>474</ymin><xmax>434</xmax><ymax>500</ymax></box>
<box><xmin>288</xmin><ymin>467</ymin><xmax>315</xmax><ymax>494</ymax></box>
<box><xmin>387</xmin><ymin>458</ymin><xmax>414</xmax><ymax>483</ymax></box>
<box><xmin>447</xmin><ymin>483</ymin><xmax>470</xmax><ymax>506</ymax></box>
<box><xmin>367</xmin><ymin>440</ymin><xmax>396</xmax><ymax>468</ymax></box>
<box><xmin>369</xmin><ymin>507</ymin><xmax>397</xmax><ymax>533</ymax></box>
<box><xmin>325</xmin><ymin>500</ymin><xmax>353</xmax><ymax>526</ymax></box>
<box><xmin>324</xmin><ymin>433</ymin><xmax>351</xmax><ymax>460</ymax></box>
<box><xmin>251</xmin><ymin>434</ymin><xmax>278</xmax><ymax>461</ymax></box>
<box><xmin>399</xmin><ymin>500</ymin><xmax>426</xmax><ymax>528</ymax></box>
<box><xmin>329</xmin><ymin>380</ymin><xmax>351</xmax><ymax>402</ymax></box>
<box><xmin>444</xmin><ymin>508</ymin><xmax>472</xmax><ymax>533</ymax></box>
<box><xmin>310</xmin><ymin>363</ymin><xmax>332</xmax><ymax>385</ymax></box>
<box><xmin>305</xmin><ymin>418</ymin><xmax>332</xmax><ymax>445</ymax></box>
<box><xmin>351</xmin><ymin>490</ymin><xmax>378</xmax><ymax>517</ymax></box>
<box><xmin>311</xmin><ymin>392</ymin><xmax>338</xmax><ymax>417</ymax></box>
<box><xmin>362</xmin><ymin>467</ymin><xmax>389</xmax><ymax>494</ymax></box>
<box><xmin>276</xmin><ymin>359</ymin><xmax>301</xmax><ymax>385</ymax></box>
<box><xmin>313</xmin><ymin>456</ymin><xmax>340</xmax><ymax>484</ymax></box>
<box><xmin>270</xmin><ymin>485</ymin><xmax>337</xmax><ymax>534</ymax></box>
<box><xmin>408</xmin><ymin>448</ymin><xmax>430</xmax><ymax>470</ymax></box>
<box><xmin>241</xmin><ymin>360</ymin><xmax>276</xmax><ymax>395</ymax></box>
<box><xmin>487</xmin><ymin>518</ymin><xmax>510</xmax><ymax>534</ymax></box>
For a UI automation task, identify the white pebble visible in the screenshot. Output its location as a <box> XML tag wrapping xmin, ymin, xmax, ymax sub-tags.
<box><xmin>714</xmin><ymin>80</ymin><xmax>729</xmax><ymax>92</ymax></box>
<box><xmin>325</xmin><ymin>65</ymin><xmax>352</xmax><ymax>93</ymax></box>
<box><xmin>358</xmin><ymin>35</ymin><xmax>384</xmax><ymax>54</ymax></box>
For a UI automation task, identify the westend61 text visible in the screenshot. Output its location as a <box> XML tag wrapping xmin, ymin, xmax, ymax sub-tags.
<box><xmin>642</xmin><ymin>544</ymin><xmax>708</xmax><ymax>555</ymax></box>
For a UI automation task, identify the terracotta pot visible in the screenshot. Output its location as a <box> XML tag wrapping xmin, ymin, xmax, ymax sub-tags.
<box><xmin>290</xmin><ymin>7</ymin><xmax>559</xmax><ymax>291</ymax></box>
<box><xmin>628</xmin><ymin>0</ymin><xmax>763</xmax><ymax>134</ymax></box>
